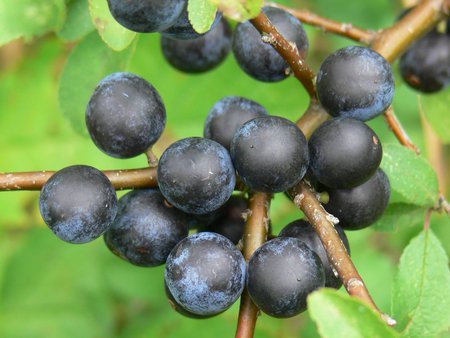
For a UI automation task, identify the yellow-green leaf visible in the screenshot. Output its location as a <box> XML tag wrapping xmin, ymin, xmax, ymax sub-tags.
<box><xmin>208</xmin><ymin>0</ymin><xmax>263</xmax><ymax>21</ymax></box>
<box><xmin>88</xmin><ymin>0</ymin><xmax>136</xmax><ymax>51</ymax></box>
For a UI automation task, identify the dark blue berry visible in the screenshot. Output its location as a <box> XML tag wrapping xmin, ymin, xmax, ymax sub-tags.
<box><xmin>324</xmin><ymin>169</ymin><xmax>391</xmax><ymax>230</ymax></box>
<box><xmin>165</xmin><ymin>281</ymin><xmax>216</xmax><ymax>319</ymax></box>
<box><xmin>157</xmin><ymin>137</ymin><xmax>236</xmax><ymax>215</ymax></box>
<box><xmin>165</xmin><ymin>232</ymin><xmax>246</xmax><ymax>316</ymax></box>
<box><xmin>161</xmin><ymin>18</ymin><xmax>232</xmax><ymax>73</ymax></box>
<box><xmin>232</xmin><ymin>6</ymin><xmax>309</xmax><ymax>82</ymax></box>
<box><xmin>39</xmin><ymin>165</ymin><xmax>118</xmax><ymax>244</ymax></box>
<box><xmin>231</xmin><ymin>116</ymin><xmax>309</xmax><ymax>193</ymax></box>
<box><xmin>279</xmin><ymin>219</ymin><xmax>350</xmax><ymax>289</ymax></box>
<box><xmin>204</xmin><ymin>96</ymin><xmax>269</xmax><ymax>151</ymax></box>
<box><xmin>316</xmin><ymin>46</ymin><xmax>395</xmax><ymax>121</ymax></box>
<box><xmin>104</xmin><ymin>189</ymin><xmax>189</xmax><ymax>267</ymax></box>
<box><xmin>309</xmin><ymin>117</ymin><xmax>382</xmax><ymax>188</ymax></box>
<box><xmin>399</xmin><ymin>31</ymin><xmax>450</xmax><ymax>93</ymax></box>
<box><xmin>107</xmin><ymin>0</ymin><xmax>187</xmax><ymax>33</ymax></box>
<box><xmin>204</xmin><ymin>195</ymin><xmax>248</xmax><ymax>244</ymax></box>
<box><xmin>247</xmin><ymin>237</ymin><xmax>325</xmax><ymax>318</ymax></box>
<box><xmin>86</xmin><ymin>72</ymin><xmax>166</xmax><ymax>158</ymax></box>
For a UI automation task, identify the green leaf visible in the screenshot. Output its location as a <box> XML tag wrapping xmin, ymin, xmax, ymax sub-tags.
<box><xmin>188</xmin><ymin>0</ymin><xmax>218</xmax><ymax>34</ymax></box>
<box><xmin>208</xmin><ymin>0</ymin><xmax>263</xmax><ymax>21</ymax></box>
<box><xmin>392</xmin><ymin>229</ymin><xmax>450</xmax><ymax>338</ymax></box>
<box><xmin>0</xmin><ymin>0</ymin><xmax>66</xmax><ymax>46</ymax></box>
<box><xmin>372</xmin><ymin>203</ymin><xmax>425</xmax><ymax>231</ymax></box>
<box><xmin>308</xmin><ymin>289</ymin><xmax>399</xmax><ymax>338</ymax></box>
<box><xmin>57</xmin><ymin>0</ymin><xmax>94</xmax><ymax>42</ymax></box>
<box><xmin>0</xmin><ymin>229</ymin><xmax>114</xmax><ymax>338</ymax></box>
<box><xmin>88</xmin><ymin>0</ymin><xmax>136</xmax><ymax>51</ymax></box>
<box><xmin>381</xmin><ymin>143</ymin><xmax>439</xmax><ymax>207</ymax></box>
<box><xmin>421</xmin><ymin>90</ymin><xmax>450</xmax><ymax>144</ymax></box>
<box><xmin>58</xmin><ymin>32</ymin><xmax>135</xmax><ymax>135</ymax></box>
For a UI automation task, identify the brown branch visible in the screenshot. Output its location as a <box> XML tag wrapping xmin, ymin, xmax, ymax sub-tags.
<box><xmin>250</xmin><ymin>12</ymin><xmax>317</xmax><ymax>98</ymax></box>
<box><xmin>289</xmin><ymin>182</ymin><xmax>396</xmax><ymax>326</ymax></box>
<box><xmin>384</xmin><ymin>106</ymin><xmax>420</xmax><ymax>155</ymax></box>
<box><xmin>266</xmin><ymin>2</ymin><xmax>376</xmax><ymax>44</ymax></box>
<box><xmin>236</xmin><ymin>192</ymin><xmax>271</xmax><ymax>338</ymax></box>
<box><xmin>0</xmin><ymin>168</ymin><xmax>157</xmax><ymax>191</ymax></box>
<box><xmin>370</xmin><ymin>0</ymin><xmax>447</xmax><ymax>62</ymax></box>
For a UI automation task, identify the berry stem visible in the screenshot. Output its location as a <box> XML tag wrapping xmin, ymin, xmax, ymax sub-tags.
<box><xmin>250</xmin><ymin>12</ymin><xmax>317</xmax><ymax>98</ymax></box>
<box><xmin>384</xmin><ymin>106</ymin><xmax>421</xmax><ymax>155</ymax></box>
<box><xmin>0</xmin><ymin>168</ymin><xmax>157</xmax><ymax>191</ymax></box>
<box><xmin>295</xmin><ymin>98</ymin><xmax>330</xmax><ymax>139</ymax></box>
<box><xmin>235</xmin><ymin>192</ymin><xmax>271</xmax><ymax>338</ymax></box>
<box><xmin>145</xmin><ymin>148</ymin><xmax>159</xmax><ymax>167</ymax></box>
<box><xmin>266</xmin><ymin>2</ymin><xmax>376</xmax><ymax>43</ymax></box>
<box><xmin>289</xmin><ymin>181</ymin><xmax>396</xmax><ymax>326</ymax></box>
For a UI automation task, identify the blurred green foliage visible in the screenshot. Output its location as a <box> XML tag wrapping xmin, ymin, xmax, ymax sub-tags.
<box><xmin>0</xmin><ymin>0</ymin><xmax>449</xmax><ymax>337</ymax></box>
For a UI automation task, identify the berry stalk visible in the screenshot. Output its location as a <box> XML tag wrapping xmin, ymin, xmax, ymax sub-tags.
<box><xmin>235</xmin><ymin>192</ymin><xmax>272</xmax><ymax>338</ymax></box>
<box><xmin>384</xmin><ymin>106</ymin><xmax>421</xmax><ymax>154</ymax></box>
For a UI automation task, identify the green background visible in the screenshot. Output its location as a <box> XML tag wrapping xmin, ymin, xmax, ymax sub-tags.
<box><xmin>0</xmin><ymin>0</ymin><xmax>449</xmax><ymax>337</ymax></box>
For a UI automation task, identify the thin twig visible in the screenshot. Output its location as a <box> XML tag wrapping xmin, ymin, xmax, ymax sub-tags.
<box><xmin>145</xmin><ymin>147</ymin><xmax>159</xmax><ymax>167</ymax></box>
<box><xmin>0</xmin><ymin>168</ymin><xmax>158</xmax><ymax>191</ymax></box>
<box><xmin>266</xmin><ymin>2</ymin><xmax>377</xmax><ymax>44</ymax></box>
<box><xmin>384</xmin><ymin>106</ymin><xmax>420</xmax><ymax>154</ymax></box>
<box><xmin>235</xmin><ymin>192</ymin><xmax>271</xmax><ymax>338</ymax></box>
<box><xmin>289</xmin><ymin>181</ymin><xmax>396</xmax><ymax>326</ymax></box>
<box><xmin>250</xmin><ymin>12</ymin><xmax>317</xmax><ymax>98</ymax></box>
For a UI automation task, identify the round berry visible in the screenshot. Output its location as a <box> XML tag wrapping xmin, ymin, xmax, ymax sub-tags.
<box><xmin>162</xmin><ymin>10</ymin><xmax>223</xmax><ymax>40</ymax></box>
<box><xmin>232</xmin><ymin>6</ymin><xmax>309</xmax><ymax>82</ymax></box>
<box><xmin>157</xmin><ymin>137</ymin><xmax>236</xmax><ymax>215</ymax></box>
<box><xmin>231</xmin><ymin>116</ymin><xmax>309</xmax><ymax>192</ymax></box>
<box><xmin>204</xmin><ymin>96</ymin><xmax>269</xmax><ymax>150</ymax></box>
<box><xmin>165</xmin><ymin>281</ymin><xmax>216</xmax><ymax>319</ymax></box>
<box><xmin>309</xmin><ymin>117</ymin><xmax>382</xmax><ymax>188</ymax></box>
<box><xmin>39</xmin><ymin>165</ymin><xmax>118</xmax><ymax>244</ymax></box>
<box><xmin>316</xmin><ymin>46</ymin><xmax>395</xmax><ymax>121</ymax></box>
<box><xmin>204</xmin><ymin>195</ymin><xmax>248</xmax><ymax>244</ymax></box>
<box><xmin>86</xmin><ymin>72</ymin><xmax>166</xmax><ymax>158</ymax></box>
<box><xmin>247</xmin><ymin>237</ymin><xmax>325</xmax><ymax>318</ymax></box>
<box><xmin>399</xmin><ymin>31</ymin><xmax>450</xmax><ymax>93</ymax></box>
<box><xmin>324</xmin><ymin>169</ymin><xmax>391</xmax><ymax>230</ymax></box>
<box><xmin>107</xmin><ymin>0</ymin><xmax>187</xmax><ymax>33</ymax></box>
<box><xmin>104</xmin><ymin>189</ymin><xmax>189</xmax><ymax>267</ymax></box>
<box><xmin>161</xmin><ymin>18</ymin><xmax>232</xmax><ymax>73</ymax></box>
<box><xmin>165</xmin><ymin>232</ymin><xmax>246</xmax><ymax>316</ymax></box>
<box><xmin>279</xmin><ymin>219</ymin><xmax>350</xmax><ymax>289</ymax></box>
